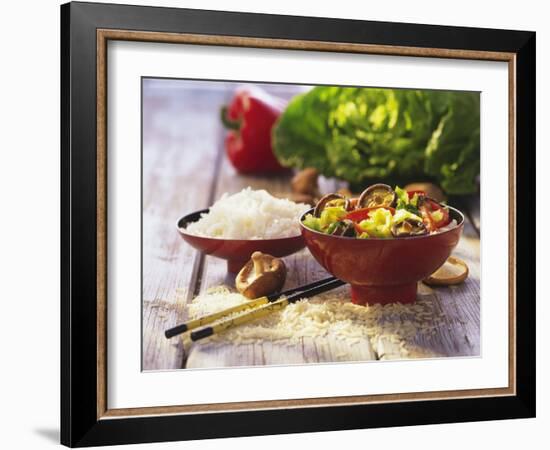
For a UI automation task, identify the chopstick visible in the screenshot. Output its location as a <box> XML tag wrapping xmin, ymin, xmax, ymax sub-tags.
<box><xmin>190</xmin><ymin>277</ymin><xmax>345</xmax><ymax>342</ymax></box>
<box><xmin>164</xmin><ymin>276</ymin><xmax>337</xmax><ymax>339</ymax></box>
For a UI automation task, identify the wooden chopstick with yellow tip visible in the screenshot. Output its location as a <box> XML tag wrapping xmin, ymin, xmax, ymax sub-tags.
<box><xmin>190</xmin><ymin>278</ymin><xmax>345</xmax><ymax>342</ymax></box>
<box><xmin>164</xmin><ymin>276</ymin><xmax>337</xmax><ymax>339</ymax></box>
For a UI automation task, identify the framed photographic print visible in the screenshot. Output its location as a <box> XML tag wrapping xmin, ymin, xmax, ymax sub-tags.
<box><xmin>61</xmin><ymin>1</ymin><xmax>535</xmax><ymax>447</ymax></box>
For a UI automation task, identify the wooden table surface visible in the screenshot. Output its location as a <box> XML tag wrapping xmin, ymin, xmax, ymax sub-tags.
<box><xmin>142</xmin><ymin>80</ymin><xmax>480</xmax><ymax>371</ymax></box>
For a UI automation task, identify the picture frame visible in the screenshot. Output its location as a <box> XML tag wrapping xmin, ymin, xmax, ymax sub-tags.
<box><xmin>61</xmin><ymin>1</ymin><xmax>535</xmax><ymax>447</ymax></box>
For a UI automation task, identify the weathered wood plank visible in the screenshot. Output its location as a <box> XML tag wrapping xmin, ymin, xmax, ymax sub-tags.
<box><xmin>143</xmin><ymin>81</ymin><xmax>311</xmax><ymax>370</ymax></box>
<box><xmin>142</xmin><ymin>82</ymin><xmax>228</xmax><ymax>370</ymax></box>
<box><xmin>187</xmin><ymin>338</ymin><xmax>377</xmax><ymax>368</ymax></box>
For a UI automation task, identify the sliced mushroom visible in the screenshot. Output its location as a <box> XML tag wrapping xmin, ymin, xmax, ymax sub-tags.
<box><xmin>336</xmin><ymin>188</ymin><xmax>359</xmax><ymax>211</ymax></box>
<box><xmin>391</xmin><ymin>218</ymin><xmax>428</xmax><ymax>237</ymax></box>
<box><xmin>424</xmin><ymin>256</ymin><xmax>469</xmax><ymax>286</ymax></box>
<box><xmin>329</xmin><ymin>219</ymin><xmax>356</xmax><ymax>237</ymax></box>
<box><xmin>236</xmin><ymin>252</ymin><xmax>287</xmax><ymax>299</ymax></box>
<box><xmin>313</xmin><ymin>193</ymin><xmax>348</xmax><ymax>217</ymax></box>
<box><xmin>358</xmin><ymin>184</ymin><xmax>396</xmax><ymax>209</ymax></box>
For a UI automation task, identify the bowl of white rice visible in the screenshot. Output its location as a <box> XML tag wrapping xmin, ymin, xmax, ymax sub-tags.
<box><xmin>177</xmin><ymin>188</ymin><xmax>309</xmax><ymax>273</ymax></box>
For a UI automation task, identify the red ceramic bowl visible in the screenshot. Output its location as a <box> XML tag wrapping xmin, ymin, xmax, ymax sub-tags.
<box><xmin>177</xmin><ymin>209</ymin><xmax>306</xmax><ymax>273</ymax></box>
<box><xmin>300</xmin><ymin>206</ymin><xmax>464</xmax><ymax>306</ymax></box>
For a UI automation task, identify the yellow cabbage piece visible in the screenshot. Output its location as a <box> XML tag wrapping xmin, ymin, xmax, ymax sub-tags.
<box><xmin>358</xmin><ymin>208</ymin><xmax>393</xmax><ymax>238</ymax></box>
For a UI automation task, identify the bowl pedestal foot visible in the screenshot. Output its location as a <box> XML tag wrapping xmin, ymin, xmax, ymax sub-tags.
<box><xmin>350</xmin><ymin>283</ymin><xmax>417</xmax><ymax>306</ymax></box>
<box><xmin>227</xmin><ymin>259</ymin><xmax>248</xmax><ymax>274</ymax></box>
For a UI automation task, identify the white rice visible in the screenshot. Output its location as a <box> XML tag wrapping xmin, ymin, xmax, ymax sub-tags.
<box><xmin>185</xmin><ymin>187</ymin><xmax>309</xmax><ymax>239</ymax></box>
<box><xmin>184</xmin><ymin>285</ymin><xmax>445</xmax><ymax>346</ymax></box>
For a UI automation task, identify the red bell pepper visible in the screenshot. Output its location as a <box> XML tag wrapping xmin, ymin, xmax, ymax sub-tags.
<box><xmin>221</xmin><ymin>87</ymin><xmax>287</xmax><ymax>173</ymax></box>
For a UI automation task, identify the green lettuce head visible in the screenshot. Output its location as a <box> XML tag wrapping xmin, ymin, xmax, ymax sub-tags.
<box><xmin>273</xmin><ymin>87</ymin><xmax>480</xmax><ymax>195</ymax></box>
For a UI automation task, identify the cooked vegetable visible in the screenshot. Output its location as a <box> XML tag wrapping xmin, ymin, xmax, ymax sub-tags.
<box><xmin>391</xmin><ymin>218</ymin><xmax>427</xmax><ymax>237</ymax></box>
<box><xmin>357</xmin><ymin>183</ymin><xmax>396</xmax><ymax>209</ymax></box>
<box><xmin>395</xmin><ymin>186</ymin><xmax>421</xmax><ymax>215</ymax></box>
<box><xmin>273</xmin><ymin>87</ymin><xmax>480</xmax><ymax>194</ymax></box>
<box><xmin>419</xmin><ymin>198</ymin><xmax>451</xmax><ymax>230</ymax></box>
<box><xmin>313</xmin><ymin>193</ymin><xmax>347</xmax><ymax>217</ymax></box>
<box><xmin>357</xmin><ymin>208</ymin><xmax>393</xmax><ymax>238</ymax></box>
<box><xmin>319</xmin><ymin>206</ymin><xmax>347</xmax><ymax>228</ymax></box>
<box><xmin>302</xmin><ymin>214</ymin><xmax>322</xmax><ymax>232</ymax></box>
<box><xmin>328</xmin><ymin>219</ymin><xmax>356</xmax><ymax>237</ymax></box>
<box><xmin>302</xmin><ymin>183</ymin><xmax>456</xmax><ymax>239</ymax></box>
<box><xmin>392</xmin><ymin>208</ymin><xmax>424</xmax><ymax>225</ymax></box>
<box><xmin>345</xmin><ymin>206</ymin><xmax>394</xmax><ymax>223</ymax></box>
<box><xmin>236</xmin><ymin>252</ymin><xmax>287</xmax><ymax>299</ymax></box>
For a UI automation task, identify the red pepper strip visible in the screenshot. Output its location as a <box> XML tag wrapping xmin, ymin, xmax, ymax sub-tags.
<box><xmin>427</xmin><ymin>200</ymin><xmax>450</xmax><ymax>228</ymax></box>
<box><xmin>419</xmin><ymin>205</ymin><xmax>436</xmax><ymax>232</ymax></box>
<box><xmin>345</xmin><ymin>206</ymin><xmax>396</xmax><ymax>223</ymax></box>
<box><xmin>420</xmin><ymin>199</ymin><xmax>450</xmax><ymax>230</ymax></box>
<box><xmin>221</xmin><ymin>87</ymin><xmax>287</xmax><ymax>173</ymax></box>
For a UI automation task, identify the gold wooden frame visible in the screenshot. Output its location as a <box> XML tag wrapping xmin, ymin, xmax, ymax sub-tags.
<box><xmin>96</xmin><ymin>29</ymin><xmax>516</xmax><ymax>420</ymax></box>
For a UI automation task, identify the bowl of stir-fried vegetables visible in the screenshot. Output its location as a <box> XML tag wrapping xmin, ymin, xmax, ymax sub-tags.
<box><xmin>300</xmin><ymin>184</ymin><xmax>464</xmax><ymax>305</ymax></box>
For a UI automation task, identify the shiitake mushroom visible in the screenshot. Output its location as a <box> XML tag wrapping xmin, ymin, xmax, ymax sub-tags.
<box><xmin>391</xmin><ymin>218</ymin><xmax>428</xmax><ymax>237</ymax></box>
<box><xmin>357</xmin><ymin>184</ymin><xmax>396</xmax><ymax>209</ymax></box>
<box><xmin>423</xmin><ymin>256</ymin><xmax>469</xmax><ymax>286</ymax></box>
<box><xmin>313</xmin><ymin>193</ymin><xmax>349</xmax><ymax>217</ymax></box>
<box><xmin>236</xmin><ymin>252</ymin><xmax>287</xmax><ymax>299</ymax></box>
